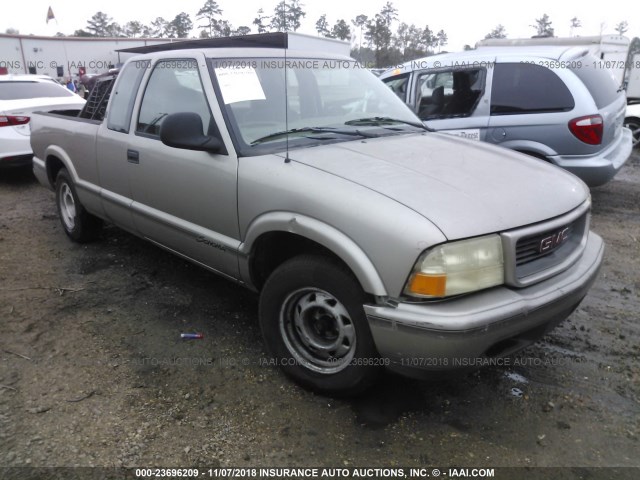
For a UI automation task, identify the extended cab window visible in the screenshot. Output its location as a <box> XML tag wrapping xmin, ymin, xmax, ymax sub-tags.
<box><xmin>136</xmin><ymin>59</ymin><xmax>212</xmax><ymax>137</ymax></box>
<box><xmin>491</xmin><ymin>63</ymin><xmax>574</xmax><ymax>115</ymax></box>
<box><xmin>414</xmin><ymin>69</ymin><xmax>483</xmax><ymax>119</ymax></box>
<box><xmin>107</xmin><ymin>60</ymin><xmax>149</xmax><ymax>133</ymax></box>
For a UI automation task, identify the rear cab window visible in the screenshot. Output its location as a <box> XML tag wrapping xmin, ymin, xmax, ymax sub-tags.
<box><xmin>107</xmin><ymin>60</ymin><xmax>149</xmax><ymax>133</ymax></box>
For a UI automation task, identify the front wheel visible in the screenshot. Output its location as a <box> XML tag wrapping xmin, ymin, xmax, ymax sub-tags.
<box><xmin>259</xmin><ymin>255</ymin><xmax>381</xmax><ymax>395</ymax></box>
<box><xmin>55</xmin><ymin>168</ymin><xmax>102</xmax><ymax>242</ymax></box>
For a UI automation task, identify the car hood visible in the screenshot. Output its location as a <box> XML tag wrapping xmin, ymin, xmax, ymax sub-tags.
<box><xmin>286</xmin><ymin>132</ymin><xmax>589</xmax><ymax>240</ymax></box>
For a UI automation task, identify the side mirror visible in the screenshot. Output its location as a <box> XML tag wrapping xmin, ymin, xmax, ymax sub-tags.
<box><xmin>159</xmin><ymin>112</ymin><xmax>222</xmax><ymax>153</ymax></box>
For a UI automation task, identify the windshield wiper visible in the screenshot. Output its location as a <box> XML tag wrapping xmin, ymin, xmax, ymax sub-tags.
<box><xmin>345</xmin><ymin>116</ymin><xmax>432</xmax><ymax>131</ymax></box>
<box><xmin>250</xmin><ymin>127</ymin><xmax>377</xmax><ymax>145</ymax></box>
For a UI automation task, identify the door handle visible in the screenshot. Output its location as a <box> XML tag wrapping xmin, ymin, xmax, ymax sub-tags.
<box><xmin>127</xmin><ymin>149</ymin><xmax>140</xmax><ymax>164</ymax></box>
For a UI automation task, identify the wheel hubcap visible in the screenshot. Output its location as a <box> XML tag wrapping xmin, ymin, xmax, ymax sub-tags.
<box><xmin>280</xmin><ymin>288</ymin><xmax>356</xmax><ymax>374</ymax></box>
<box><xmin>59</xmin><ymin>183</ymin><xmax>76</xmax><ymax>230</ymax></box>
<box><xmin>624</xmin><ymin>121</ymin><xmax>640</xmax><ymax>148</ymax></box>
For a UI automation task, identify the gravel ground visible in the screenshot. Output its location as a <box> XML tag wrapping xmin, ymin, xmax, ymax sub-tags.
<box><xmin>1</xmin><ymin>152</ymin><xmax>639</xmax><ymax>478</ymax></box>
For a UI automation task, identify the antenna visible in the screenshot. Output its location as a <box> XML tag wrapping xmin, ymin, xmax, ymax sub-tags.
<box><xmin>284</xmin><ymin>30</ymin><xmax>291</xmax><ymax>164</ymax></box>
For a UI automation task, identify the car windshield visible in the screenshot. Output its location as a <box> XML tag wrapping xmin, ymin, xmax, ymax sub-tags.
<box><xmin>0</xmin><ymin>81</ymin><xmax>76</xmax><ymax>100</ymax></box>
<box><xmin>210</xmin><ymin>58</ymin><xmax>424</xmax><ymax>155</ymax></box>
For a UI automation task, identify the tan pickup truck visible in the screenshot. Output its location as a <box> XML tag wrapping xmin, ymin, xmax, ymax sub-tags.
<box><xmin>31</xmin><ymin>33</ymin><xmax>604</xmax><ymax>395</ymax></box>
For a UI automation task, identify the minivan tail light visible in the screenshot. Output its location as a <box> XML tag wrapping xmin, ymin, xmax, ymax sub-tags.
<box><xmin>568</xmin><ymin>115</ymin><xmax>603</xmax><ymax>145</ymax></box>
<box><xmin>0</xmin><ymin>115</ymin><xmax>30</xmax><ymax>127</ymax></box>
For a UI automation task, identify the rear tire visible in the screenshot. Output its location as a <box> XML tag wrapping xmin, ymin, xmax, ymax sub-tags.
<box><xmin>259</xmin><ymin>255</ymin><xmax>380</xmax><ymax>396</ymax></box>
<box><xmin>55</xmin><ymin>168</ymin><xmax>102</xmax><ymax>242</ymax></box>
<box><xmin>624</xmin><ymin>118</ymin><xmax>640</xmax><ymax>148</ymax></box>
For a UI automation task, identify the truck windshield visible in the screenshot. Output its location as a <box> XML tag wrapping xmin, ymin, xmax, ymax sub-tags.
<box><xmin>210</xmin><ymin>58</ymin><xmax>424</xmax><ymax>154</ymax></box>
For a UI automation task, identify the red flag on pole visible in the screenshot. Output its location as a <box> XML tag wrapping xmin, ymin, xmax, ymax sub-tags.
<box><xmin>46</xmin><ymin>7</ymin><xmax>55</xmax><ymax>24</ymax></box>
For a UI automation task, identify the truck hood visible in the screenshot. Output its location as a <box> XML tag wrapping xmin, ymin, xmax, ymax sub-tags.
<box><xmin>286</xmin><ymin>132</ymin><xmax>589</xmax><ymax>240</ymax></box>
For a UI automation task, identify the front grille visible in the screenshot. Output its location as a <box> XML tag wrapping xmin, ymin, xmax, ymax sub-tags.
<box><xmin>516</xmin><ymin>223</ymin><xmax>575</xmax><ymax>266</ymax></box>
<box><xmin>514</xmin><ymin>213</ymin><xmax>587</xmax><ymax>279</ymax></box>
<box><xmin>501</xmin><ymin>200</ymin><xmax>591</xmax><ymax>288</ymax></box>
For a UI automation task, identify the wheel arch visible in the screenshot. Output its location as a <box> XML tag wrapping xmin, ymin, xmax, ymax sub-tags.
<box><xmin>239</xmin><ymin>212</ymin><xmax>388</xmax><ymax>296</ymax></box>
<box><xmin>44</xmin><ymin>146</ymin><xmax>78</xmax><ymax>188</ymax></box>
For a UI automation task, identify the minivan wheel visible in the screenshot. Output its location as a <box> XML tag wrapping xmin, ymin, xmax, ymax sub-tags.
<box><xmin>55</xmin><ymin>168</ymin><xmax>102</xmax><ymax>242</ymax></box>
<box><xmin>259</xmin><ymin>255</ymin><xmax>380</xmax><ymax>395</ymax></box>
<box><xmin>624</xmin><ymin>118</ymin><xmax>640</xmax><ymax>148</ymax></box>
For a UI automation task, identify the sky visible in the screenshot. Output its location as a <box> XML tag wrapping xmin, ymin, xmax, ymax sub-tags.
<box><xmin>1</xmin><ymin>0</ymin><xmax>638</xmax><ymax>51</ymax></box>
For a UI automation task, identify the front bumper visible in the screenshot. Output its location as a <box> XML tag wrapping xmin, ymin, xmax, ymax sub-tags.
<box><xmin>364</xmin><ymin>231</ymin><xmax>604</xmax><ymax>377</ymax></box>
<box><xmin>550</xmin><ymin>128</ymin><xmax>632</xmax><ymax>187</ymax></box>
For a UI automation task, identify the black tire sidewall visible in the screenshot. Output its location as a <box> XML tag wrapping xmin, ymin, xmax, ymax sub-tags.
<box><xmin>259</xmin><ymin>255</ymin><xmax>380</xmax><ymax>395</ymax></box>
<box><xmin>55</xmin><ymin>168</ymin><xmax>99</xmax><ymax>242</ymax></box>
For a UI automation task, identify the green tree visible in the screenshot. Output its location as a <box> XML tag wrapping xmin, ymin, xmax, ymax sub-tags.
<box><xmin>106</xmin><ymin>23</ymin><xmax>124</xmax><ymax>37</ymax></box>
<box><xmin>352</xmin><ymin>14</ymin><xmax>368</xmax><ymax>50</ymax></box>
<box><xmin>86</xmin><ymin>12</ymin><xmax>112</xmax><ymax>37</ymax></box>
<box><xmin>270</xmin><ymin>0</ymin><xmax>306</xmax><ymax>32</ymax></box>
<box><xmin>531</xmin><ymin>13</ymin><xmax>554</xmax><ymax>37</ymax></box>
<box><xmin>485</xmin><ymin>24</ymin><xmax>507</xmax><ymax>39</ymax></box>
<box><xmin>615</xmin><ymin>21</ymin><xmax>628</xmax><ymax>35</ymax></box>
<box><xmin>365</xmin><ymin>14</ymin><xmax>392</xmax><ymax>67</ymax></box>
<box><xmin>436</xmin><ymin>30</ymin><xmax>448</xmax><ymax>51</ymax></box>
<box><xmin>124</xmin><ymin>21</ymin><xmax>143</xmax><ymax>38</ymax></box>
<box><xmin>316</xmin><ymin>14</ymin><xmax>330</xmax><ymax>36</ymax></box>
<box><xmin>253</xmin><ymin>9</ymin><xmax>270</xmax><ymax>33</ymax></box>
<box><xmin>331</xmin><ymin>19</ymin><xmax>351</xmax><ymax>41</ymax></box>
<box><xmin>569</xmin><ymin>17</ymin><xmax>581</xmax><ymax>36</ymax></box>
<box><xmin>73</xmin><ymin>29</ymin><xmax>94</xmax><ymax>37</ymax></box>
<box><xmin>150</xmin><ymin>17</ymin><xmax>168</xmax><ymax>38</ymax></box>
<box><xmin>233</xmin><ymin>26</ymin><xmax>252</xmax><ymax>36</ymax></box>
<box><xmin>167</xmin><ymin>12</ymin><xmax>193</xmax><ymax>38</ymax></box>
<box><xmin>197</xmin><ymin>0</ymin><xmax>223</xmax><ymax>38</ymax></box>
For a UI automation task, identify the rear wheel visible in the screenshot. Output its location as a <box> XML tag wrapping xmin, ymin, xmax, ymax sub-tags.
<box><xmin>624</xmin><ymin>118</ymin><xmax>640</xmax><ymax>148</ymax></box>
<box><xmin>55</xmin><ymin>168</ymin><xmax>102</xmax><ymax>242</ymax></box>
<box><xmin>259</xmin><ymin>255</ymin><xmax>380</xmax><ymax>395</ymax></box>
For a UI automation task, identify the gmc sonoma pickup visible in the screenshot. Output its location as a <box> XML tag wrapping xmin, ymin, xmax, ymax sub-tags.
<box><xmin>31</xmin><ymin>33</ymin><xmax>604</xmax><ymax>394</ymax></box>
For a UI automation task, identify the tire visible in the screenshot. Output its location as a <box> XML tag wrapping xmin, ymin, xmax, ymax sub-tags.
<box><xmin>55</xmin><ymin>168</ymin><xmax>102</xmax><ymax>242</ymax></box>
<box><xmin>624</xmin><ymin>118</ymin><xmax>640</xmax><ymax>148</ymax></box>
<box><xmin>259</xmin><ymin>255</ymin><xmax>381</xmax><ymax>396</ymax></box>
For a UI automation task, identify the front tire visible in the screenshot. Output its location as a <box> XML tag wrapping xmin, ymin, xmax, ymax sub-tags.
<box><xmin>259</xmin><ymin>255</ymin><xmax>380</xmax><ymax>395</ymax></box>
<box><xmin>55</xmin><ymin>168</ymin><xmax>102</xmax><ymax>242</ymax></box>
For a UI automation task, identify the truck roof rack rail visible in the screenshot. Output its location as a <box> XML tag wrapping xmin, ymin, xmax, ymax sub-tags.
<box><xmin>117</xmin><ymin>32</ymin><xmax>289</xmax><ymax>54</ymax></box>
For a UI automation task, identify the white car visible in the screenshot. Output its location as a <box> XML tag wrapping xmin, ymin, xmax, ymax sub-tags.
<box><xmin>625</xmin><ymin>103</ymin><xmax>640</xmax><ymax>148</ymax></box>
<box><xmin>0</xmin><ymin>75</ymin><xmax>85</xmax><ymax>167</ymax></box>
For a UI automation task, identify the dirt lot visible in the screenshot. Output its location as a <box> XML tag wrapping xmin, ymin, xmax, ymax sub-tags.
<box><xmin>1</xmin><ymin>152</ymin><xmax>639</xmax><ymax>477</ymax></box>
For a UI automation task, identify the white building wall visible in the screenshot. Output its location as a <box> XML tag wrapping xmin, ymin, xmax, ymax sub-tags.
<box><xmin>0</xmin><ymin>34</ymin><xmax>181</xmax><ymax>79</ymax></box>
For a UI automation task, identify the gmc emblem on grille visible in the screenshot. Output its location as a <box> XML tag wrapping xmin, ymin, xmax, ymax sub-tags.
<box><xmin>539</xmin><ymin>227</ymin><xmax>570</xmax><ymax>253</ymax></box>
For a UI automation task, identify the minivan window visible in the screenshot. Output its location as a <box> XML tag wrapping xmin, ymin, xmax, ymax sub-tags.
<box><xmin>490</xmin><ymin>63</ymin><xmax>574</xmax><ymax>115</ymax></box>
<box><xmin>415</xmin><ymin>69</ymin><xmax>483</xmax><ymax>119</ymax></box>
<box><xmin>570</xmin><ymin>58</ymin><xmax>619</xmax><ymax>109</ymax></box>
<box><xmin>383</xmin><ymin>73</ymin><xmax>411</xmax><ymax>102</ymax></box>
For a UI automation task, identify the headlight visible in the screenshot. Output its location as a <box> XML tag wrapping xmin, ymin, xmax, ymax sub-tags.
<box><xmin>404</xmin><ymin>234</ymin><xmax>504</xmax><ymax>298</ymax></box>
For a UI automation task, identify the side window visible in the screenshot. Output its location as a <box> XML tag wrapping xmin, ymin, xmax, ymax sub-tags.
<box><xmin>136</xmin><ymin>59</ymin><xmax>212</xmax><ymax>137</ymax></box>
<box><xmin>416</xmin><ymin>69</ymin><xmax>483</xmax><ymax>119</ymax></box>
<box><xmin>491</xmin><ymin>63</ymin><xmax>575</xmax><ymax>115</ymax></box>
<box><xmin>382</xmin><ymin>73</ymin><xmax>410</xmax><ymax>102</ymax></box>
<box><xmin>107</xmin><ymin>60</ymin><xmax>149</xmax><ymax>133</ymax></box>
